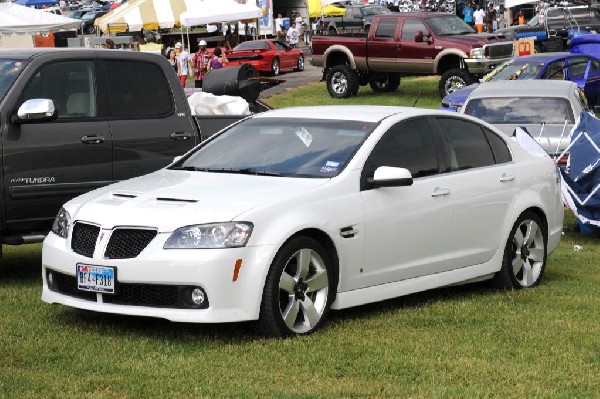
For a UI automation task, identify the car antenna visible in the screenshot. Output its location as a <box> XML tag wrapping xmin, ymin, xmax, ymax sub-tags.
<box><xmin>412</xmin><ymin>90</ymin><xmax>422</xmax><ymax>107</ymax></box>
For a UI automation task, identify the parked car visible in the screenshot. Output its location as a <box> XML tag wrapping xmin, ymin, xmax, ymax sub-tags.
<box><xmin>225</xmin><ymin>40</ymin><xmax>304</xmax><ymax>76</ymax></box>
<box><xmin>442</xmin><ymin>51</ymin><xmax>600</xmax><ymax>111</ymax></box>
<box><xmin>42</xmin><ymin>105</ymin><xmax>564</xmax><ymax>337</ymax></box>
<box><xmin>321</xmin><ymin>4</ymin><xmax>391</xmax><ymax>34</ymax></box>
<box><xmin>81</xmin><ymin>10</ymin><xmax>108</xmax><ymax>34</ymax></box>
<box><xmin>460</xmin><ymin>80</ymin><xmax>591</xmax><ymax>166</ymax></box>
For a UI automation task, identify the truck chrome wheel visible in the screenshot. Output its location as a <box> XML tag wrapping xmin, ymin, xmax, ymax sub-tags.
<box><xmin>331</xmin><ymin>71</ymin><xmax>348</xmax><ymax>95</ymax></box>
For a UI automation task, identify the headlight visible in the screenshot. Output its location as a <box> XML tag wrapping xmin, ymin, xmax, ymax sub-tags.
<box><xmin>164</xmin><ymin>222</ymin><xmax>253</xmax><ymax>249</ymax></box>
<box><xmin>51</xmin><ymin>208</ymin><xmax>71</xmax><ymax>238</ymax></box>
<box><xmin>470</xmin><ymin>48</ymin><xmax>484</xmax><ymax>59</ymax></box>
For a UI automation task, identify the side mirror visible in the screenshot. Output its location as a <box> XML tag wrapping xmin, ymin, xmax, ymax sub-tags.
<box><xmin>172</xmin><ymin>155</ymin><xmax>183</xmax><ymax>164</ymax></box>
<box><xmin>13</xmin><ymin>99</ymin><xmax>57</xmax><ymax>124</ymax></box>
<box><xmin>415</xmin><ymin>31</ymin><xmax>424</xmax><ymax>42</ymax></box>
<box><xmin>367</xmin><ymin>166</ymin><xmax>413</xmax><ymax>188</ymax></box>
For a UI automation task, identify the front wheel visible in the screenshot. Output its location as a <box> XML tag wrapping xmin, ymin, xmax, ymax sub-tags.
<box><xmin>438</xmin><ymin>68</ymin><xmax>478</xmax><ymax>98</ymax></box>
<box><xmin>256</xmin><ymin>237</ymin><xmax>335</xmax><ymax>337</ymax></box>
<box><xmin>294</xmin><ymin>55</ymin><xmax>304</xmax><ymax>72</ymax></box>
<box><xmin>271</xmin><ymin>58</ymin><xmax>280</xmax><ymax>76</ymax></box>
<box><xmin>491</xmin><ymin>211</ymin><xmax>548</xmax><ymax>289</ymax></box>
<box><xmin>326</xmin><ymin>65</ymin><xmax>359</xmax><ymax>99</ymax></box>
<box><xmin>369</xmin><ymin>73</ymin><xmax>401</xmax><ymax>92</ymax></box>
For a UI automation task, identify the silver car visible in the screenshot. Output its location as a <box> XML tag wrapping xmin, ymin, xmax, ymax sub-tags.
<box><xmin>460</xmin><ymin>80</ymin><xmax>590</xmax><ymax>166</ymax></box>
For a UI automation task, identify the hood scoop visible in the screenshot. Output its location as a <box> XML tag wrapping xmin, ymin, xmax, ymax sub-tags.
<box><xmin>112</xmin><ymin>192</ymin><xmax>138</xmax><ymax>199</ymax></box>
<box><xmin>156</xmin><ymin>197</ymin><xmax>198</xmax><ymax>204</ymax></box>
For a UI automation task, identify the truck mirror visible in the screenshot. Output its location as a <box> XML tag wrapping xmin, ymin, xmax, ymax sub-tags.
<box><xmin>415</xmin><ymin>31</ymin><xmax>424</xmax><ymax>42</ymax></box>
<box><xmin>13</xmin><ymin>99</ymin><xmax>57</xmax><ymax>124</ymax></box>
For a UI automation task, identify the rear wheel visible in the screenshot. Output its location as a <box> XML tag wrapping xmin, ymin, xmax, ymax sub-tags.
<box><xmin>369</xmin><ymin>73</ymin><xmax>401</xmax><ymax>92</ymax></box>
<box><xmin>438</xmin><ymin>68</ymin><xmax>478</xmax><ymax>98</ymax></box>
<box><xmin>326</xmin><ymin>65</ymin><xmax>359</xmax><ymax>99</ymax></box>
<box><xmin>491</xmin><ymin>211</ymin><xmax>548</xmax><ymax>289</ymax></box>
<box><xmin>256</xmin><ymin>237</ymin><xmax>335</xmax><ymax>337</ymax></box>
<box><xmin>271</xmin><ymin>58</ymin><xmax>280</xmax><ymax>76</ymax></box>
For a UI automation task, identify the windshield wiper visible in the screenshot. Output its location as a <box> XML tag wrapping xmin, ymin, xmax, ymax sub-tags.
<box><xmin>169</xmin><ymin>166</ymin><xmax>201</xmax><ymax>171</ymax></box>
<box><xmin>197</xmin><ymin>167</ymin><xmax>285</xmax><ymax>176</ymax></box>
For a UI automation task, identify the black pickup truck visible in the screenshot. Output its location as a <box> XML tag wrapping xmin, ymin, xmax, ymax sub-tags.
<box><xmin>0</xmin><ymin>49</ymin><xmax>255</xmax><ymax>247</ymax></box>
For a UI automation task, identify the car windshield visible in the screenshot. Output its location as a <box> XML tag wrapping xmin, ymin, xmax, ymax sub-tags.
<box><xmin>464</xmin><ymin>97</ymin><xmax>574</xmax><ymax>124</ymax></box>
<box><xmin>173</xmin><ymin>117</ymin><xmax>376</xmax><ymax>178</ymax></box>
<box><xmin>81</xmin><ymin>13</ymin><xmax>98</xmax><ymax>21</ymax></box>
<box><xmin>427</xmin><ymin>15</ymin><xmax>475</xmax><ymax>35</ymax></box>
<box><xmin>0</xmin><ymin>59</ymin><xmax>27</xmax><ymax>102</ymax></box>
<box><xmin>482</xmin><ymin>60</ymin><xmax>545</xmax><ymax>81</ymax></box>
<box><xmin>527</xmin><ymin>14</ymin><xmax>540</xmax><ymax>26</ymax></box>
<box><xmin>362</xmin><ymin>6</ymin><xmax>390</xmax><ymax>16</ymax></box>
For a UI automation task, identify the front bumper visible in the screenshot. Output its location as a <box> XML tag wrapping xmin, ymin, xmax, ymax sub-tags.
<box><xmin>41</xmin><ymin>232</ymin><xmax>276</xmax><ymax>323</ymax></box>
<box><xmin>464</xmin><ymin>56</ymin><xmax>511</xmax><ymax>76</ymax></box>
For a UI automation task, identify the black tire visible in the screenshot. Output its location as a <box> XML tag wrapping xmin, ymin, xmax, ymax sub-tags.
<box><xmin>369</xmin><ymin>73</ymin><xmax>401</xmax><ymax>93</ymax></box>
<box><xmin>271</xmin><ymin>58</ymin><xmax>280</xmax><ymax>76</ymax></box>
<box><xmin>294</xmin><ymin>55</ymin><xmax>304</xmax><ymax>72</ymax></box>
<box><xmin>491</xmin><ymin>211</ymin><xmax>548</xmax><ymax>289</ymax></box>
<box><xmin>256</xmin><ymin>237</ymin><xmax>335</xmax><ymax>338</ymax></box>
<box><xmin>438</xmin><ymin>68</ymin><xmax>478</xmax><ymax>98</ymax></box>
<box><xmin>326</xmin><ymin>65</ymin><xmax>359</xmax><ymax>99</ymax></box>
<box><xmin>86</xmin><ymin>25</ymin><xmax>95</xmax><ymax>35</ymax></box>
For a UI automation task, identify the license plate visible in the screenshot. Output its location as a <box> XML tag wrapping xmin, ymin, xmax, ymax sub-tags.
<box><xmin>77</xmin><ymin>264</ymin><xmax>116</xmax><ymax>294</ymax></box>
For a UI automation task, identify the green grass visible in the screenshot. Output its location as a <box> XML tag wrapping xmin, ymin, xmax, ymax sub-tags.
<box><xmin>1</xmin><ymin>80</ymin><xmax>600</xmax><ymax>397</ymax></box>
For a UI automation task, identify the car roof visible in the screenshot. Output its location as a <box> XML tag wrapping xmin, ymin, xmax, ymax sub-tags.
<box><xmin>253</xmin><ymin>106</ymin><xmax>460</xmax><ymax>123</ymax></box>
<box><xmin>467</xmin><ymin>80</ymin><xmax>577</xmax><ymax>99</ymax></box>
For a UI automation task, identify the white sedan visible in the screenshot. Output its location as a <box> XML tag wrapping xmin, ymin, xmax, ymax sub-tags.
<box><xmin>42</xmin><ymin>106</ymin><xmax>564</xmax><ymax>337</ymax></box>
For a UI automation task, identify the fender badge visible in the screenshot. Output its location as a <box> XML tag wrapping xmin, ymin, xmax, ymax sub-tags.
<box><xmin>435</xmin><ymin>46</ymin><xmax>443</xmax><ymax>50</ymax></box>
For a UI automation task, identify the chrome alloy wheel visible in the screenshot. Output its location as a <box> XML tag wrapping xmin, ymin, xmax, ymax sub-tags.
<box><xmin>278</xmin><ymin>248</ymin><xmax>329</xmax><ymax>334</ymax></box>
<box><xmin>445</xmin><ymin>76</ymin><xmax>466</xmax><ymax>94</ymax></box>
<box><xmin>330</xmin><ymin>71</ymin><xmax>348</xmax><ymax>95</ymax></box>
<box><xmin>510</xmin><ymin>219</ymin><xmax>545</xmax><ymax>287</ymax></box>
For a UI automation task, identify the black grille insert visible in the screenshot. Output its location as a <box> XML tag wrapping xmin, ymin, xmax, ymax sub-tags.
<box><xmin>71</xmin><ymin>222</ymin><xmax>100</xmax><ymax>258</ymax></box>
<box><xmin>104</xmin><ymin>229</ymin><xmax>157</xmax><ymax>259</ymax></box>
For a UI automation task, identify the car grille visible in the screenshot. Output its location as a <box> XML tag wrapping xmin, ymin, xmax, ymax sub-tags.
<box><xmin>104</xmin><ymin>229</ymin><xmax>157</xmax><ymax>259</ymax></box>
<box><xmin>46</xmin><ymin>269</ymin><xmax>208</xmax><ymax>309</ymax></box>
<box><xmin>485</xmin><ymin>42</ymin><xmax>514</xmax><ymax>59</ymax></box>
<box><xmin>71</xmin><ymin>222</ymin><xmax>100</xmax><ymax>258</ymax></box>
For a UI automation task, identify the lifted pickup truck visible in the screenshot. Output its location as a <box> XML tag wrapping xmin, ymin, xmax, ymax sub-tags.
<box><xmin>0</xmin><ymin>49</ymin><xmax>260</xmax><ymax>247</ymax></box>
<box><xmin>321</xmin><ymin>4</ymin><xmax>391</xmax><ymax>34</ymax></box>
<box><xmin>311</xmin><ymin>13</ymin><xmax>514</xmax><ymax>98</ymax></box>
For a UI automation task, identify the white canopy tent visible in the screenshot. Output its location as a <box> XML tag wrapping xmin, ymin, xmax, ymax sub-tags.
<box><xmin>179</xmin><ymin>0</ymin><xmax>262</xmax><ymax>27</ymax></box>
<box><xmin>0</xmin><ymin>3</ymin><xmax>82</xmax><ymax>34</ymax></box>
<box><xmin>504</xmin><ymin>0</ymin><xmax>538</xmax><ymax>9</ymax></box>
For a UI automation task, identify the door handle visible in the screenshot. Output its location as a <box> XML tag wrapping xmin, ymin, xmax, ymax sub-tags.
<box><xmin>81</xmin><ymin>135</ymin><xmax>105</xmax><ymax>144</ymax></box>
<box><xmin>170</xmin><ymin>132</ymin><xmax>193</xmax><ymax>140</ymax></box>
<box><xmin>500</xmin><ymin>173</ymin><xmax>515</xmax><ymax>182</ymax></box>
<box><xmin>431</xmin><ymin>187</ymin><xmax>450</xmax><ymax>197</ymax></box>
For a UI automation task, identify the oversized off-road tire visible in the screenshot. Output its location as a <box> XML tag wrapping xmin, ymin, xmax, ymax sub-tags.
<box><xmin>256</xmin><ymin>237</ymin><xmax>335</xmax><ymax>338</ymax></box>
<box><xmin>438</xmin><ymin>68</ymin><xmax>478</xmax><ymax>98</ymax></box>
<box><xmin>326</xmin><ymin>65</ymin><xmax>359</xmax><ymax>99</ymax></box>
<box><xmin>271</xmin><ymin>58</ymin><xmax>280</xmax><ymax>76</ymax></box>
<box><xmin>369</xmin><ymin>73</ymin><xmax>401</xmax><ymax>93</ymax></box>
<box><xmin>491</xmin><ymin>211</ymin><xmax>548</xmax><ymax>289</ymax></box>
<box><xmin>294</xmin><ymin>55</ymin><xmax>304</xmax><ymax>72</ymax></box>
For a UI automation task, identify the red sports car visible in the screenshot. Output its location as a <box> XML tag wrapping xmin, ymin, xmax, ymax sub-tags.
<box><xmin>225</xmin><ymin>40</ymin><xmax>304</xmax><ymax>76</ymax></box>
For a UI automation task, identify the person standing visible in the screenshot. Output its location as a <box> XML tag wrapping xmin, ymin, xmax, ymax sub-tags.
<box><xmin>463</xmin><ymin>1</ymin><xmax>474</xmax><ymax>27</ymax></box>
<box><xmin>167</xmin><ymin>49</ymin><xmax>178</xmax><ymax>74</ymax></box>
<box><xmin>175</xmin><ymin>42</ymin><xmax>192</xmax><ymax>88</ymax></box>
<box><xmin>518</xmin><ymin>9</ymin><xmax>526</xmax><ymax>25</ymax></box>
<box><xmin>486</xmin><ymin>3</ymin><xmax>497</xmax><ymax>32</ymax></box>
<box><xmin>286</xmin><ymin>22</ymin><xmax>299</xmax><ymax>48</ymax></box>
<box><xmin>208</xmin><ymin>47</ymin><xmax>229</xmax><ymax>70</ymax></box>
<box><xmin>275</xmin><ymin>14</ymin><xmax>284</xmax><ymax>40</ymax></box>
<box><xmin>295</xmin><ymin>12</ymin><xmax>304</xmax><ymax>44</ymax></box>
<box><xmin>192</xmin><ymin>40</ymin><xmax>211</xmax><ymax>89</ymax></box>
<box><xmin>473</xmin><ymin>4</ymin><xmax>486</xmax><ymax>32</ymax></box>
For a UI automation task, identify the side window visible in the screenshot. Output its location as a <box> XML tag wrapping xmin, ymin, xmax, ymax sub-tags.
<box><xmin>366</xmin><ymin>118</ymin><xmax>439</xmax><ymax>178</ymax></box>
<box><xmin>352</xmin><ymin>9</ymin><xmax>361</xmax><ymax>19</ymax></box>
<box><xmin>401</xmin><ymin>19</ymin><xmax>427</xmax><ymax>40</ymax></box>
<box><xmin>567</xmin><ymin>56</ymin><xmax>593</xmax><ymax>77</ymax></box>
<box><xmin>436</xmin><ymin>118</ymin><xmax>496</xmax><ymax>170</ymax></box>
<box><xmin>542</xmin><ymin>60</ymin><xmax>566</xmax><ymax>80</ymax></box>
<box><xmin>104</xmin><ymin>60</ymin><xmax>173</xmax><ymax>118</ymax></box>
<box><xmin>22</xmin><ymin>60</ymin><xmax>97</xmax><ymax>119</ymax></box>
<box><xmin>483</xmin><ymin>128</ymin><xmax>512</xmax><ymax>164</ymax></box>
<box><xmin>375</xmin><ymin>18</ymin><xmax>397</xmax><ymax>39</ymax></box>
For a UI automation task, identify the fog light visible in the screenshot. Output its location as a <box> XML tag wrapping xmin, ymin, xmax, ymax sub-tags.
<box><xmin>190</xmin><ymin>288</ymin><xmax>206</xmax><ymax>305</ymax></box>
<box><xmin>47</xmin><ymin>271</ymin><xmax>54</xmax><ymax>288</ymax></box>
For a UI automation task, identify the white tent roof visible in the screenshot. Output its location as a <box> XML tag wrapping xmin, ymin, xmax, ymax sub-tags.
<box><xmin>0</xmin><ymin>3</ymin><xmax>82</xmax><ymax>33</ymax></box>
<box><xmin>180</xmin><ymin>0</ymin><xmax>262</xmax><ymax>27</ymax></box>
<box><xmin>504</xmin><ymin>0</ymin><xmax>538</xmax><ymax>9</ymax></box>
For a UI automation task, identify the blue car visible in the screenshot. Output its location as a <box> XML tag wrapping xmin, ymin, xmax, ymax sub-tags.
<box><xmin>441</xmin><ymin>51</ymin><xmax>600</xmax><ymax>111</ymax></box>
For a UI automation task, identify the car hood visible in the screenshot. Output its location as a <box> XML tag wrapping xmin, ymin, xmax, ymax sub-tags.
<box><xmin>444</xmin><ymin>83</ymin><xmax>479</xmax><ymax>106</ymax></box>
<box><xmin>69</xmin><ymin>170</ymin><xmax>329</xmax><ymax>231</ymax></box>
<box><xmin>441</xmin><ymin>33</ymin><xmax>510</xmax><ymax>47</ymax></box>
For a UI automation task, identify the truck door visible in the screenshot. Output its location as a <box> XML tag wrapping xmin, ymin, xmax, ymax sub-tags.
<box><xmin>100</xmin><ymin>58</ymin><xmax>197</xmax><ymax>182</ymax></box>
<box><xmin>398</xmin><ymin>19</ymin><xmax>438</xmax><ymax>74</ymax></box>
<box><xmin>366</xmin><ymin>17</ymin><xmax>401</xmax><ymax>72</ymax></box>
<box><xmin>1</xmin><ymin>58</ymin><xmax>112</xmax><ymax>232</ymax></box>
